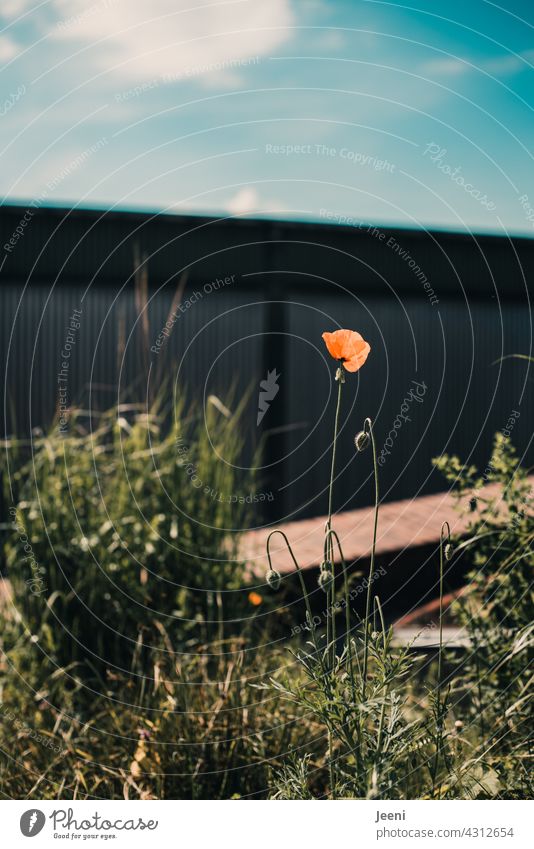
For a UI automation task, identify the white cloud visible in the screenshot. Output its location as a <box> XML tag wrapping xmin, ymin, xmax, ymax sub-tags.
<box><xmin>0</xmin><ymin>0</ymin><xmax>33</xmax><ymax>18</ymax></box>
<box><xmin>422</xmin><ymin>49</ymin><xmax>534</xmax><ymax>79</ymax></box>
<box><xmin>46</xmin><ymin>0</ymin><xmax>294</xmax><ymax>83</ymax></box>
<box><xmin>483</xmin><ymin>50</ymin><xmax>534</xmax><ymax>75</ymax></box>
<box><xmin>225</xmin><ymin>186</ymin><xmax>259</xmax><ymax>215</ymax></box>
<box><xmin>421</xmin><ymin>57</ymin><xmax>469</xmax><ymax>76</ymax></box>
<box><xmin>0</xmin><ymin>34</ymin><xmax>19</xmax><ymax>60</ymax></box>
<box><xmin>222</xmin><ymin>187</ymin><xmax>290</xmax><ymax>216</ymax></box>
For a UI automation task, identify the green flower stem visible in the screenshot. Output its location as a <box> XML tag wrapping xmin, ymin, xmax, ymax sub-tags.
<box><xmin>330</xmin><ymin>582</ymin><xmax>336</xmax><ymax>669</ymax></box>
<box><xmin>216</xmin><ymin>590</ymin><xmax>224</xmax><ymax>645</ymax></box>
<box><xmin>366</xmin><ymin>597</ymin><xmax>388</xmax><ymax>796</ymax></box>
<box><xmin>437</xmin><ymin>524</ymin><xmax>447</xmax><ymax>696</ymax></box>
<box><xmin>266</xmin><ymin>530</ymin><xmax>315</xmax><ymax>635</ymax></box>
<box><xmin>323</xmin><ymin>368</ymin><xmax>345</xmax><ymax>798</ymax></box>
<box><xmin>362</xmin><ymin>417</ymin><xmax>379</xmax><ymax>700</ymax></box>
<box><xmin>325</xmin><ymin>527</ymin><xmax>354</xmax><ymax>693</ymax></box>
<box><xmin>327</xmin><ymin>371</ymin><xmax>344</xmax><ymax>531</ymax></box>
<box><xmin>432</xmin><ymin>521</ymin><xmax>449</xmax><ymax>798</ymax></box>
<box><xmin>325</xmin><ymin>370</ymin><xmax>344</xmax><ymax>668</ymax></box>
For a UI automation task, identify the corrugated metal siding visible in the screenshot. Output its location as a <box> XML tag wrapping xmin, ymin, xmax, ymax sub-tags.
<box><xmin>1</xmin><ymin>205</ymin><xmax>532</xmax><ymax>522</ymax></box>
<box><xmin>282</xmin><ymin>295</ymin><xmax>533</xmax><ymax>519</ymax></box>
<box><xmin>1</xmin><ymin>281</ymin><xmax>265</xmax><ymax>430</ymax></box>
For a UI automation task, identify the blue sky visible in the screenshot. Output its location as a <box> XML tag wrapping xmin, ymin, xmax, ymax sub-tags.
<box><xmin>1</xmin><ymin>0</ymin><xmax>533</xmax><ymax>234</ymax></box>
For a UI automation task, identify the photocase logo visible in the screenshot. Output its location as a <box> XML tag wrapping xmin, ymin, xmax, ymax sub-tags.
<box><xmin>257</xmin><ymin>369</ymin><xmax>280</xmax><ymax>425</ymax></box>
<box><xmin>20</xmin><ymin>809</ymin><xmax>46</xmax><ymax>837</ymax></box>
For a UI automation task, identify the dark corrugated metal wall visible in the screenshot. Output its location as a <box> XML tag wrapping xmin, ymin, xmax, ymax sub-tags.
<box><xmin>1</xmin><ymin>205</ymin><xmax>532</xmax><ymax>522</ymax></box>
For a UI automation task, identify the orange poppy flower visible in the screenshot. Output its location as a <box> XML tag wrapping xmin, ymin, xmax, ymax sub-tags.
<box><xmin>322</xmin><ymin>329</ymin><xmax>370</xmax><ymax>372</ymax></box>
<box><xmin>248</xmin><ymin>591</ymin><xmax>263</xmax><ymax>606</ymax></box>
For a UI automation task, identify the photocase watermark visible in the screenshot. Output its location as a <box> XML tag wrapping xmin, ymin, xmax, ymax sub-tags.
<box><xmin>290</xmin><ymin>566</ymin><xmax>387</xmax><ymax>636</ymax></box>
<box><xmin>423</xmin><ymin>143</ymin><xmax>496</xmax><ymax>211</ymax></box>
<box><xmin>2</xmin><ymin>705</ymin><xmax>65</xmax><ymax>756</ymax></box>
<box><xmin>48</xmin><ymin>138</ymin><xmax>109</xmax><ymax>192</ymax></box>
<box><xmin>151</xmin><ymin>275</ymin><xmax>235</xmax><ymax>355</ymax></box>
<box><xmin>257</xmin><ymin>368</ymin><xmax>280</xmax><ymax>425</ymax></box>
<box><xmin>114</xmin><ymin>56</ymin><xmax>261</xmax><ymax>102</ymax></box>
<box><xmin>0</xmin><ymin>83</ymin><xmax>26</xmax><ymax>117</ymax></box>
<box><xmin>8</xmin><ymin>506</ymin><xmax>47</xmax><ymax>597</ymax></box>
<box><xmin>319</xmin><ymin>210</ymin><xmax>438</xmax><ymax>306</ymax></box>
<box><xmin>381</xmin><ymin>232</ymin><xmax>438</xmax><ymax>306</ymax></box>
<box><xmin>470</xmin><ymin>409</ymin><xmax>521</xmax><ymax>502</ymax></box>
<box><xmin>518</xmin><ymin>194</ymin><xmax>534</xmax><ymax>229</ymax></box>
<box><xmin>175</xmin><ymin>436</ymin><xmax>273</xmax><ymax>504</ymax></box>
<box><xmin>3</xmin><ymin>208</ymin><xmax>34</xmax><ymax>255</ymax></box>
<box><xmin>48</xmin><ymin>807</ymin><xmax>158</xmax><ymax>835</ymax></box>
<box><xmin>20</xmin><ymin>809</ymin><xmax>46</xmax><ymax>837</ymax></box>
<box><xmin>56</xmin><ymin>0</ymin><xmax>122</xmax><ymax>31</ymax></box>
<box><xmin>377</xmin><ymin>380</ymin><xmax>428</xmax><ymax>466</ymax></box>
<box><xmin>3</xmin><ymin>139</ymin><xmax>108</xmax><ymax>255</ymax></box>
<box><xmin>57</xmin><ymin>308</ymin><xmax>82</xmax><ymax>434</ymax></box>
<box><xmin>265</xmin><ymin>142</ymin><xmax>395</xmax><ymax>173</ymax></box>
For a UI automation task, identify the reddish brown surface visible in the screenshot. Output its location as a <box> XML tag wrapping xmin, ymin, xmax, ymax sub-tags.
<box><xmin>242</xmin><ymin>477</ymin><xmax>533</xmax><ymax>577</ymax></box>
<box><xmin>394</xmin><ymin>588</ymin><xmax>466</xmax><ymax>628</ymax></box>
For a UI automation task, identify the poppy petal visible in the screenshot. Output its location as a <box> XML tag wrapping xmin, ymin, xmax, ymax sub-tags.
<box><xmin>322</xmin><ymin>329</ymin><xmax>369</xmax><ymax>370</ymax></box>
<box><xmin>343</xmin><ymin>341</ymin><xmax>371</xmax><ymax>372</ymax></box>
<box><xmin>322</xmin><ymin>331</ymin><xmax>344</xmax><ymax>360</ymax></box>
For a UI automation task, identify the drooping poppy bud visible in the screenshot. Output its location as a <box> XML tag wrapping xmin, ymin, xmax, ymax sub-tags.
<box><xmin>266</xmin><ymin>568</ymin><xmax>281</xmax><ymax>591</ymax></box>
<box><xmin>354</xmin><ymin>430</ymin><xmax>370</xmax><ymax>452</ymax></box>
<box><xmin>318</xmin><ymin>564</ymin><xmax>334</xmax><ymax>593</ymax></box>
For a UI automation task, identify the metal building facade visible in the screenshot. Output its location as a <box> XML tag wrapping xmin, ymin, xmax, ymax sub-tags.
<box><xmin>1</xmin><ymin>204</ymin><xmax>532</xmax><ymax>522</ymax></box>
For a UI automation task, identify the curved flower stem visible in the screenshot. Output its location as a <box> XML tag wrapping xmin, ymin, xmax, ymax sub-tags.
<box><xmin>322</xmin><ymin>521</ymin><xmax>333</xmax><ymax>669</ymax></box>
<box><xmin>437</xmin><ymin>522</ymin><xmax>449</xmax><ymax>696</ymax></box>
<box><xmin>362</xmin><ymin>417</ymin><xmax>379</xmax><ymax>700</ymax></box>
<box><xmin>324</xmin><ymin>527</ymin><xmax>355</xmax><ymax>692</ymax></box>
<box><xmin>432</xmin><ymin>521</ymin><xmax>449</xmax><ymax>798</ymax></box>
<box><xmin>266</xmin><ymin>530</ymin><xmax>314</xmax><ymax>634</ymax></box>
<box><xmin>374</xmin><ymin>594</ymin><xmax>387</xmax><ymax>641</ymax></box>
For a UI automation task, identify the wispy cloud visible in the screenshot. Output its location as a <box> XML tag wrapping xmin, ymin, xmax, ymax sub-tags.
<box><xmin>13</xmin><ymin>0</ymin><xmax>295</xmax><ymax>87</ymax></box>
<box><xmin>0</xmin><ymin>0</ymin><xmax>33</xmax><ymax>18</ymax></box>
<box><xmin>225</xmin><ymin>186</ymin><xmax>259</xmax><ymax>214</ymax></box>
<box><xmin>421</xmin><ymin>48</ymin><xmax>534</xmax><ymax>79</ymax></box>
<box><xmin>0</xmin><ymin>34</ymin><xmax>18</xmax><ymax>60</ymax></box>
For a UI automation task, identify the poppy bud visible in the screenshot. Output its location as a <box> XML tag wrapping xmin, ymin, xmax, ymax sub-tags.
<box><xmin>354</xmin><ymin>430</ymin><xmax>370</xmax><ymax>452</ymax></box>
<box><xmin>335</xmin><ymin>366</ymin><xmax>345</xmax><ymax>383</ymax></box>
<box><xmin>444</xmin><ymin>543</ymin><xmax>454</xmax><ymax>561</ymax></box>
<box><xmin>266</xmin><ymin>568</ymin><xmax>281</xmax><ymax>592</ymax></box>
<box><xmin>318</xmin><ymin>567</ymin><xmax>334</xmax><ymax>593</ymax></box>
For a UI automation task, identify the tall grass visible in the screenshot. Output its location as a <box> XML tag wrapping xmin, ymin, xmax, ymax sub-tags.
<box><xmin>0</xmin><ymin>342</ymin><xmax>531</xmax><ymax>799</ymax></box>
<box><xmin>2</xmin><ymin>393</ymin><xmax>256</xmax><ymax>686</ymax></box>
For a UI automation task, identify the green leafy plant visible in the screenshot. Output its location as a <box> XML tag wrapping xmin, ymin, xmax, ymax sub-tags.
<box><xmin>434</xmin><ymin>434</ymin><xmax>533</xmax><ymax>797</ymax></box>
<box><xmin>261</xmin><ymin>332</ymin><xmax>532</xmax><ymax>800</ymax></box>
